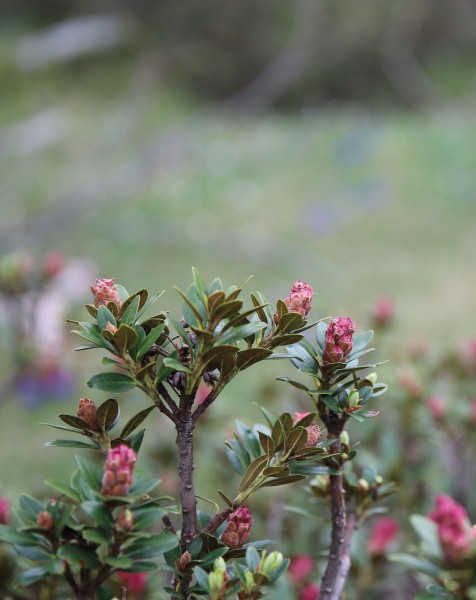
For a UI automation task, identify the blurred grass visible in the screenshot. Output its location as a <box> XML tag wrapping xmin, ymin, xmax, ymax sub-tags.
<box><xmin>1</xmin><ymin>51</ymin><xmax>476</xmax><ymax>495</ymax></box>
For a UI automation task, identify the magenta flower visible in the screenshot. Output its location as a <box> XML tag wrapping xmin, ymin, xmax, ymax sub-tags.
<box><xmin>426</xmin><ymin>396</ymin><xmax>446</xmax><ymax>422</ymax></box>
<box><xmin>90</xmin><ymin>278</ymin><xmax>122</xmax><ymax>309</ymax></box>
<box><xmin>284</xmin><ymin>281</ymin><xmax>314</xmax><ymax>317</ymax></box>
<box><xmin>101</xmin><ymin>445</ymin><xmax>137</xmax><ymax>497</ymax></box>
<box><xmin>117</xmin><ymin>572</ymin><xmax>148</xmax><ymax>597</ymax></box>
<box><xmin>0</xmin><ymin>497</ymin><xmax>10</xmax><ymax>525</ymax></box>
<box><xmin>322</xmin><ymin>317</ymin><xmax>356</xmax><ymax>364</ymax></box>
<box><xmin>368</xmin><ymin>517</ymin><xmax>399</xmax><ymax>555</ymax></box>
<box><xmin>429</xmin><ymin>494</ymin><xmax>476</xmax><ymax>563</ymax></box>
<box><xmin>221</xmin><ymin>507</ymin><xmax>253</xmax><ymax>549</ymax></box>
<box><xmin>289</xmin><ymin>554</ymin><xmax>315</xmax><ymax>585</ymax></box>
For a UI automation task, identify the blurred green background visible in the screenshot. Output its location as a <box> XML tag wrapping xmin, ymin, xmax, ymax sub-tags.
<box><xmin>0</xmin><ymin>1</ymin><xmax>476</xmax><ymax>596</ymax></box>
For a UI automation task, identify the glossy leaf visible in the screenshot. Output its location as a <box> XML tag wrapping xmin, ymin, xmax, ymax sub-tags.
<box><xmin>57</xmin><ymin>544</ymin><xmax>100</xmax><ymax>568</ymax></box>
<box><xmin>121</xmin><ymin>406</ymin><xmax>155</xmax><ymax>438</ymax></box>
<box><xmin>87</xmin><ymin>372</ymin><xmax>136</xmax><ymax>393</ymax></box>
<box><xmin>95</xmin><ymin>398</ymin><xmax>119</xmax><ymax>433</ymax></box>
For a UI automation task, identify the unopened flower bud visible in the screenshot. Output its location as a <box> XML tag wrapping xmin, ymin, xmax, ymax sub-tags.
<box><xmin>77</xmin><ymin>398</ymin><xmax>97</xmax><ymax>429</ymax></box>
<box><xmin>0</xmin><ymin>498</ymin><xmax>10</xmax><ymax>525</ymax></box>
<box><xmin>91</xmin><ymin>278</ymin><xmax>122</xmax><ymax>309</ymax></box>
<box><xmin>116</xmin><ymin>508</ymin><xmax>134</xmax><ymax>532</ymax></box>
<box><xmin>371</xmin><ymin>296</ymin><xmax>394</xmax><ymax>328</ymax></box>
<box><xmin>366</xmin><ymin>373</ymin><xmax>378</xmax><ymax>385</ymax></box>
<box><xmin>293</xmin><ymin>411</ymin><xmax>311</xmax><ymax>425</ymax></box>
<box><xmin>259</xmin><ymin>551</ymin><xmax>284</xmax><ymax>577</ymax></box>
<box><xmin>348</xmin><ymin>390</ymin><xmax>360</xmax><ymax>409</ymax></box>
<box><xmin>37</xmin><ymin>511</ymin><xmax>54</xmax><ymax>530</ymax></box>
<box><xmin>177</xmin><ymin>551</ymin><xmax>192</xmax><ymax>572</ymax></box>
<box><xmin>305</xmin><ymin>425</ymin><xmax>322</xmax><ymax>447</ymax></box>
<box><xmin>323</xmin><ymin>317</ymin><xmax>356</xmax><ymax>364</ymax></box>
<box><xmin>368</xmin><ymin>517</ymin><xmax>399</xmax><ymax>555</ymax></box>
<box><xmin>243</xmin><ymin>569</ymin><xmax>254</xmax><ymax>592</ymax></box>
<box><xmin>340</xmin><ymin>431</ymin><xmax>350</xmax><ymax>446</ymax></box>
<box><xmin>358</xmin><ymin>478</ymin><xmax>370</xmax><ymax>492</ymax></box>
<box><xmin>101</xmin><ymin>445</ymin><xmax>137</xmax><ymax>497</ymax></box>
<box><xmin>374</xmin><ymin>475</ymin><xmax>383</xmax><ymax>485</ymax></box>
<box><xmin>209</xmin><ymin>558</ymin><xmax>228</xmax><ymax>600</ymax></box>
<box><xmin>105</xmin><ymin>321</ymin><xmax>117</xmax><ymax>334</ymax></box>
<box><xmin>221</xmin><ymin>507</ymin><xmax>253</xmax><ymax>549</ymax></box>
<box><xmin>284</xmin><ymin>280</ymin><xmax>314</xmax><ymax>317</ymax></box>
<box><xmin>341</xmin><ymin>453</ymin><xmax>348</xmax><ymax>462</ymax></box>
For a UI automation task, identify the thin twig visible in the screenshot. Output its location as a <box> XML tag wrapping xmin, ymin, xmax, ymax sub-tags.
<box><xmin>162</xmin><ymin>514</ymin><xmax>177</xmax><ymax>535</ymax></box>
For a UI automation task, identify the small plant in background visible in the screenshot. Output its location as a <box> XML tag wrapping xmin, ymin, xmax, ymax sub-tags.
<box><xmin>391</xmin><ymin>494</ymin><xmax>476</xmax><ymax>599</ymax></box>
<box><xmin>0</xmin><ymin>270</ymin><xmax>394</xmax><ymax>599</ymax></box>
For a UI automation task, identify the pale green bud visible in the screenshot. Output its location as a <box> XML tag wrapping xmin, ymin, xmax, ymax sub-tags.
<box><xmin>259</xmin><ymin>551</ymin><xmax>284</xmax><ymax>576</ymax></box>
<box><xmin>244</xmin><ymin>569</ymin><xmax>254</xmax><ymax>591</ymax></box>
<box><xmin>348</xmin><ymin>390</ymin><xmax>359</xmax><ymax>408</ymax></box>
<box><xmin>340</xmin><ymin>431</ymin><xmax>350</xmax><ymax>446</ymax></box>
<box><xmin>213</xmin><ymin>557</ymin><xmax>227</xmax><ymax>573</ymax></box>
<box><xmin>209</xmin><ymin>572</ymin><xmax>225</xmax><ymax>599</ymax></box>
<box><xmin>366</xmin><ymin>372</ymin><xmax>378</xmax><ymax>385</ymax></box>
<box><xmin>358</xmin><ymin>478</ymin><xmax>369</xmax><ymax>492</ymax></box>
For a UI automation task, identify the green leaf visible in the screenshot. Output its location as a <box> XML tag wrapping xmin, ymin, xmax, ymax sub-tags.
<box><xmin>238</xmin><ymin>455</ymin><xmax>269</xmax><ymax>493</ymax></box>
<box><xmin>75</xmin><ymin>456</ymin><xmax>102</xmax><ymax>491</ymax></box>
<box><xmin>44</xmin><ymin>480</ymin><xmax>81</xmax><ymax>503</ymax></box>
<box><xmin>132</xmin><ymin>506</ymin><xmax>166</xmax><ymax>530</ymax></box>
<box><xmin>316</xmin><ymin>321</ymin><xmax>327</xmax><ymax>349</ymax></box>
<box><xmin>59</xmin><ymin>414</ymin><xmax>95</xmax><ymax>431</ymax></box>
<box><xmin>57</xmin><ymin>544</ymin><xmax>101</xmax><ymax>568</ymax></box>
<box><xmin>349</xmin><ymin>331</ymin><xmax>374</xmax><ymax>357</ymax></box>
<box><xmin>120</xmin><ymin>290</ymin><xmax>148</xmax><ymax>320</ymax></box>
<box><xmin>44</xmin><ymin>439</ymin><xmax>98</xmax><ymax>449</ymax></box>
<box><xmin>285</xmin><ymin>427</ymin><xmax>309</xmax><ymax>455</ymax></box>
<box><xmin>271</xmin><ymin>333</ymin><xmax>304</xmax><ymax>347</ymax></box>
<box><xmin>276</xmin><ymin>312</ymin><xmax>304</xmax><ymax>333</ymax></box>
<box><xmin>124</xmin><ymin>532</ymin><xmax>179</xmax><ymax>559</ymax></box>
<box><xmin>121</xmin><ymin>406</ymin><xmax>155</xmax><ymax>438</ymax></box>
<box><xmin>218</xmin><ymin>321</ymin><xmax>266</xmax><ymax>345</ymax></box>
<box><xmin>0</xmin><ymin>525</ymin><xmax>39</xmax><ymax>546</ymax></box>
<box><xmin>389</xmin><ymin>553</ymin><xmax>443</xmax><ymax>578</ymax></box>
<box><xmin>193</xmin><ymin>566</ymin><xmax>210</xmax><ymax>592</ymax></box>
<box><xmin>127</xmin><ymin>429</ymin><xmax>145</xmax><ymax>454</ymax></box>
<box><xmin>163</xmin><ymin>358</ymin><xmax>192</xmax><ymax>374</ymax></box>
<box><xmin>202</xmin><ymin>345</ymin><xmax>239</xmax><ymax>369</ymax></box>
<box><xmin>174</xmin><ymin>286</ymin><xmax>204</xmax><ymax>326</ymax></box>
<box><xmin>19</xmin><ymin>495</ymin><xmax>44</xmax><ymax>520</ymax></box>
<box><xmin>236</xmin><ymin>348</ymin><xmax>273</xmax><ymax>370</ymax></box>
<box><xmin>136</xmin><ymin>323</ymin><xmax>166</xmax><ymax>361</ymax></box>
<box><xmin>410</xmin><ymin>515</ymin><xmax>442</xmax><ymax>559</ymax></box>
<box><xmin>81</xmin><ymin>501</ymin><xmax>114</xmax><ymax>531</ymax></box>
<box><xmin>246</xmin><ymin>546</ymin><xmax>260</xmax><ymax>570</ymax></box>
<box><xmin>103</xmin><ymin>556</ymin><xmax>133</xmax><ymax>569</ymax></box>
<box><xmin>321</xmin><ymin>395</ymin><xmax>341</xmax><ymax>413</ymax></box>
<box><xmin>82</xmin><ymin>528</ymin><xmax>111</xmax><ymax>544</ymax></box>
<box><xmin>95</xmin><ymin>398</ymin><xmax>119</xmax><ymax>433</ymax></box>
<box><xmin>97</xmin><ymin>305</ymin><xmax>117</xmax><ymax>330</ymax></box>
<box><xmin>259</xmin><ymin>474</ymin><xmax>306</xmax><ymax>488</ymax></box>
<box><xmin>276</xmin><ymin>376</ymin><xmax>312</xmax><ymax>394</ymax></box>
<box><xmin>218</xmin><ymin>490</ymin><xmax>233</xmax><ymax>508</ymax></box>
<box><xmin>258</xmin><ymin>432</ymin><xmax>275</xmax><ymax>457</ymax></box>
<box><xmin>235</xmin><ymin>422</ymin><xmax>262</xmax><ymax>459</ymax></box>
<box><xmin>109</xmin><ymin>324</ymin><xmax>139</xmax><ymax>353</ymax></box>
<box><xmin>192</xmin><ymin>267</ymin><xmax>208</xmax><ymax>300</ymax></box>
<box><xmin>87</xmin><ymin>372</ymin><xmax>136</xmax><ymax>393</ymax></box>
<box><xmin>14</xmin><ymin>567</ymin><xmax>47</xmax><ymax>587</ymax></box>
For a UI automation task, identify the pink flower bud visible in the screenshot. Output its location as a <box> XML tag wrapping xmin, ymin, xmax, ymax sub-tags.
<box><xmin>77</xmin><ymin>398</ymin><xmax>97</xmax><ymax>429</ymax></box>
<box><xmin>289</xmin><ymin>555</ymin><xmax>314</xmax><ymax>584</ymax></box>
<box><xmin>221</xmin><ymin>507</ymin><xmax>253</xmax><ymax>549</ymax></box>
<box><xmin>116</xmin><ymin>508</ymin><xmax>134</xmax><ymax>532</ymax></box>
<box><xmin>284</xmin><ymin>281</ymin><xmax>314</xmax><ymax>317</ymax></box>
<box><xmin>305</xmin><ymin>425</ymin><xmax>322</xmax><ymax>447</ymax></box>
<box><xmin>368</xmin><ymin>517</ymin><xmax>399</xmax><ymax>555</ymax></box>
<box><xmin>101</xmin><ymin>445</ymin><xmax>137</xmax><ymax>497</ymax></box>
<box><xmin>371</xmin><ymin>296</ymin><xmax>394</xmax><ymax>328</ymax></box>
<box><xmin>427</xmin><ymin>396</ymin><xmax>445</xmax><ymax>422</ymax></box>
<box><xmin>299</xmin><ymin>583</ymin><xmax>320</xmax><ymax>600</ymax></box>
<box><xmin>429</xmin><ymin>494</ymin><xmax>476</xmax><ymax>563</ymax></box>
<box><xmin>37</xmin><ymin>511</ymin><xmax>54</xmax><ymax>530</ymax></box>
<box><xmin>117</xmin><ymin>572</ymin><xmax>148</xmax><ymax>597</ymax></box>
<box><xmin>322</xmin><ymin>317</ymin><xmax>356</xmax><ymax>364</ymax></box>
<box><xmin>90</xmin><ymin>278</ymin><xmax>122</xmax><ymax>309</ymax></box>
<box><xmin>0</xmin><ymin>497</ymin><xmax>10</xmax><ymax>525</ymax></box>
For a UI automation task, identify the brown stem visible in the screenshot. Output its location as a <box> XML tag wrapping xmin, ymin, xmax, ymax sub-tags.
<box><xmin>202</xmin><ymin>507</ymin><xmax>234</xmax><ymax>535</ymax></box>
<box><xmin>192</xmin><ymin>374</ymin><xmax>234</xmax><ymax>423</ymax></box>
<box><xmin>176</xmin><ymin>413</ymin><xmax>199</xmax><ymax>551</ymax></box>
<box><xmin>162</xmin><ymin>514</ymin><xmax>177</xmax><ymax>535</ymax></box>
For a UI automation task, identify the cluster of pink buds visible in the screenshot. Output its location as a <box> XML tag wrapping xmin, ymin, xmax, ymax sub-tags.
<box><xmin>0</xmin><ymin>497</ymin><xmax>10</xmax><ymax>525</ymax></box>
<box><xmin>284</xmin><ymin>281</ymin><xmax>314</xmax><ymax>318</ymax></box>
<box><xmin>429</xmin><ymin>495</ymin><xmax>476</xmax><ymax>563</ymax></box>
<box><xmin>91</xmin><ymin>278</ymin><xmax>122</xmax><ymax>309</ymax></box>
<box><xmin>368</xmin><ymin>517</ymin><xmax>399</xmax><ymax>555</ymax></box>
<box><xmin>221</xmin><ymin>507</ymin><xmax>253</xmax><ymax>549</ymax></box>
<box><xmin>304</xmin><ymin>425</ymin><xmax>322</xmax><ymax>447</ymax></box>
<box><xmin>101</xmin><ymin>445</ymin><xmax>137</xmax><ymax>497</ymax></box>
<box><xmin>77</xmin><ymin>398</ymin><xmax>97</xmax><ymax>429</ymax></box>
<box><xmin>322</xmin><ymin>317</ymin><xmax>356</xmax><ymax>364</ymax></box>
<box><xmin>117</xmin><ymin>572</ymin><xmax>148</xmax><ymax>598</ymax></box>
